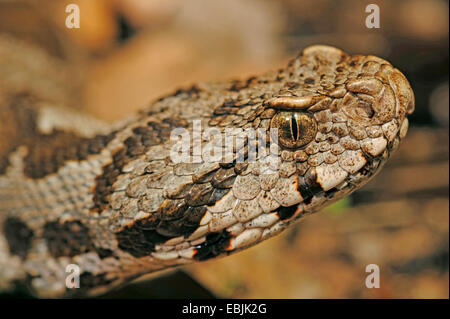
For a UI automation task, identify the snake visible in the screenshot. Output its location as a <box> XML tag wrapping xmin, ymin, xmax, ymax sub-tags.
<box><xmin>0</xmin><ymin>37</ymin><xmax>414</xmax><ymax>297</ymax></box>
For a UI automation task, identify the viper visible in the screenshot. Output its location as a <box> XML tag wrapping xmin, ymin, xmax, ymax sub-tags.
<box><xmin>0</xmin><ymin>37</ymin><xmax>414</xmax><ymax>297</ymax></box>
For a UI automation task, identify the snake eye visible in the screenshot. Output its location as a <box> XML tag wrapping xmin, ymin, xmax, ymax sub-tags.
<box><xmin>270</xmin><ymin>112</ymin><xmax>317</xmax><ymax>149</ymax></box>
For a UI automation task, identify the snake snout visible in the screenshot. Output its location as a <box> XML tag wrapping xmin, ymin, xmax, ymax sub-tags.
<box><xmin>345</xmin><ymin>66</ymin><xmax>414</xmax><ymax>125</ymax></box>
<box><xmin>391</xmin><ymin>68</ymin><xmax>415</xmax><ymax>117</ymax></box>
<box><xmin>380</xmin><ymin>64</ymin><xmax>415</xmax><ymax>119</ymax></box>
<box><xmin>343</xmin><ymin>77</ymin><xmax>394</xmax><ymax>125</ymax></box>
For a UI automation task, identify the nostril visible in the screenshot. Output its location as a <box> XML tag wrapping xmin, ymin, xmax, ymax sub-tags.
<box><xmin>357</xmin><ymin>100</ymin><xmax>375</xmax><ymax>118</ymax></box>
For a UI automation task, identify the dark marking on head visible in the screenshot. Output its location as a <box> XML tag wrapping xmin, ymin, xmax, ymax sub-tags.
<box><xmin>186</xmin><ymin>184</ymin><xmax>214</xmax><ymax>207</ymax></box>
<box><xmin>234</xmin><ymin>163</ymin><xmax>248</xmax><ymax>175</ymax></box>
<box><xmin>358</xmin><ymin>152</ymin><xmax>383</xmax><ymax>177</ymax></box>
<box><xmin>182</xmin><ymin>206</ymin><xmax>208</xmax><ymax>227</ymax></box>
<box><xmin>42</xmin><ymin>220</ymin><xmax>94</xmax><ymax>257</ymax></box>
<box><xmin>358</xmin><ymin>166</ymin><xmax>371</xmax><ymax>176</ymax></box>
<box><xmin>3</xmin><ymin>217</ymin><xmax>34</xmax><ymax>258</ymax></box>
<box><xmin>297</xmin><ymin>167</ymin><xmax>323</xmax><ymax>200</ymax></box>
<box><xmin>211</xmin><ymin>168</ymin><xmax>236</xmax><ymax>189</ymax></box>
<box><xmin>193</xmin><ymin>230</ymin><xmax>232</xmax><ymax>261</ymax></box>
<box><xmin>110</xmin><ymin>117</ymin><xmax>237</xmax><ymax>257</ymax></box>
<box><xmin>116</xmin><ymin>217</ymin><xmax>167</xmax><ymax>258</ymax></box>
<box><xmin>277</xmin><ymin>205</ymin><xmax>300</xmax><ymax>220</ymax></box>
<box><xmin>324</xmin><ymin>187</ymin><xmax>338</xmax><ymax>199</ymax></box>
<box><xmin>156</xmin><ymin>200</ymin><xmax>190</xmax><ymax>236</ymax></box>
<box><xmin>116</xmin><ymin>182</ymin><xmax>231</xmax><ymax>257</ymax></box>
<box><xmin>192</xmin><ymin>168</ymin><xmax>218</xmax><ymax>183</ymax></box>
<box><xmin>115</xmin><ymin>203</ymin><xmax>208</xmax><ymax>257</ymax></box>
<box><xmin>208</xmin><ymin>188</ymin><xmax>229</xmax><ymax>205</ymax></box>
<box><xmin>91</xmin><ymin>118</ymin><xmax>188</xmax><ymax>212</ymax></box>
<box><xmin>114</xmin><ymin>169</ymin><xmax>233</xmax><ymax>257</ymax></box>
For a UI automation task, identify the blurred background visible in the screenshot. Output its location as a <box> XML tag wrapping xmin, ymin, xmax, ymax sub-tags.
<box><xmin>0</xmin><ymin>0</ymin><xmax>448</xmax><ymax>298</ymax></box>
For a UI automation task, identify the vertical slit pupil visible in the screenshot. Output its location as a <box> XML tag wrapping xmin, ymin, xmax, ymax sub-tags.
<box><xmin>291</xmin><ymin>114</ymin><xmax>298</xmax><ymax>141</ymax></box>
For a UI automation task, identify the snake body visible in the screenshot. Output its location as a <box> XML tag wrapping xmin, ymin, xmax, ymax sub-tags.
<box><xmin>0</xmin><ymin>41</ymin><xmax>414</xmax><ymax>297</ymax></box>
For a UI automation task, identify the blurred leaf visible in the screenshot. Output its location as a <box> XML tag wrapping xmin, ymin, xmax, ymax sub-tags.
<box><xmin>323</xmin><ymin>197</ymin><xmax>351</xmax><ymax>216</ymax></box>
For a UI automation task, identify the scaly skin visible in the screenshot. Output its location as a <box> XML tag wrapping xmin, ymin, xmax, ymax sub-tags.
<box><xmin>0</xmin><ymin>41</ymin><xmax>414</xmax><ymax>297</ymax></box>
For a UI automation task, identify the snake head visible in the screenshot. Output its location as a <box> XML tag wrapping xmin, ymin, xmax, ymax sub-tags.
<box><xmin>110</xmin><ymin>46</ymin><xmax>415</xmax><ymax>274</ymax></box>
<box><xmin>263</xmin><ymin>45</ymin><xmax>415</xmax><ymax>221</ymax></box>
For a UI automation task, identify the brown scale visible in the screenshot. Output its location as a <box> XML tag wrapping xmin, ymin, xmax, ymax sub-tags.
<box><xmin>114</xmin><ymin>132</ymin><xmax>253</xmax><ymax>257</ymax></box>
<box><xmin>91</xmin><ymin>118</ymin><xmax>188</xmax><ymax>212</ymax></box>
<box><xmin>296</xmin><ymin>167</ymin><xmax>324</xmax><ymax>203</ymax></box>
<box><xmin>115</xmin><ymin>200</ymin><xmax>209</xmax><ymax>257</ymax></box>
<box><xmin>192</xmin><ymin>166</ymin><xmax>220</xmax><ymax>183</ymax></box>
<box><xmin>165</xmin><ymin>182</ymin><xmax>192</xmax><ymax>200</ymax></box>
<box><xmin>193</xmin><ymin>230</ymin><xmax>232</xmax><ymax>261</ymax></box>
<box><xmin>157</xmin><ymin>207</ymin><xmax>207</xmax><ymax>237</ymax></box>
<box><xmin>114</xmin><ymin>129</ymin><xmax>250</xmax><ymax>257</ymax></box>
<box><xmin>115</xmin><ymin>215</ymin><xmax>164</xmax><ymax>257</ymax></box>
<box><xmin>211</xmin><ymin>167</ymin><xmax>236</xmax><ymax>188</ymax></box>
<box><xmin>208</xmin><ymin>188</ymin><xmax>229</xmax><ymax>203</ymax></box>
<box><xmin>233</xmin><ymin>162</ymin><xmax>248</xmax><ymax>175</ymax></box>
<box><xmin>185</xmin><ymin>183</ymin><xmax>214</xmax><ymax>207</ymax></box>
<box><xmin>0</xmin><ymin>41</ymin><xmax>416</xmax><ymax>297</ymax></box>
<box><xmin>213</xmin><ymin>101</ymin><xmax>240</xmax><ymax>116</ymax></box>
<box><xmin>115</xmin><ymin>166</ymin><xmax>236</xmax><ymax>257</ymax></box>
